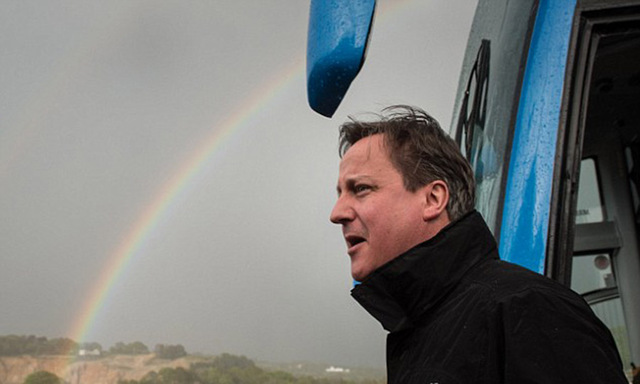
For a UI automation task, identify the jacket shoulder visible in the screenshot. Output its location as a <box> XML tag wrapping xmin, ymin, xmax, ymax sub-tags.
<box><xmin>467</xmin><ymin>259</ymin><xmax>580</xmax><ymax>303</ymax></box>
<box><xmin>464</xmin><ymin>260</ymin><xmax>627</xmax><ymax>383</ymax></box>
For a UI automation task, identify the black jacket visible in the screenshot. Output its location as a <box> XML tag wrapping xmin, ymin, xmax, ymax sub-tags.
<box><xmin>352</xmin><ymin>211</ymin><xmax>627</xmax><ymax>383</ymax></box>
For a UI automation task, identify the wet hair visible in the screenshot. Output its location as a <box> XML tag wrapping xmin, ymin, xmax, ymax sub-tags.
<box><xmin>338</xmin><ymin>105</ymin><xmax>475</xmax><ymax>221</ymax></box>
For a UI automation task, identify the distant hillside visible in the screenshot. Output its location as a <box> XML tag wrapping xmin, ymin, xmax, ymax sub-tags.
<box><xmin>0</xmin><ymin>335</ymin><xmax>385</xmax><ymax>384</ymax></box>
<box><xmin>0</xmin><ymin>354</ymin><xmax>385</xmax><ymax>384</ymax></box>
<box><xmin>257</xmin><ymin>360</ymin><xmax>386</xmax><ymax>382</ymax></box>
<box><xmin>0</xmin><ymin>354</ymin><xmax>203</xmax><ymax>384</ymax></box>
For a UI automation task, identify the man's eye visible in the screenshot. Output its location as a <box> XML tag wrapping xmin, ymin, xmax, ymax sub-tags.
<box><xmin>354</xmin><ymin>185</ymin><xmax>371</xmax><ymax>194</ymax></box>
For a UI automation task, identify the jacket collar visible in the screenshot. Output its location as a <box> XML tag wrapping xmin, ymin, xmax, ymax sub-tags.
<box><xmin>350</xmin><ymin>210</ymin><xmax>498</xmax><ymax>332</ymax></box>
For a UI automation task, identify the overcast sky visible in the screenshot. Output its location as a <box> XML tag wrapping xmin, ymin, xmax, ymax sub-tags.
<box><xmin>0</xmin><ymin>1</ymin><xmax>476</xmax><ymax>368</ymax></box>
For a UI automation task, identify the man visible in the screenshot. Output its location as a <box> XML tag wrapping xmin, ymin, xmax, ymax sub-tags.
<box><xmin>330</xmin><ymin>105</ymin><xmax>627</xmax><ymax>383</ymax></box>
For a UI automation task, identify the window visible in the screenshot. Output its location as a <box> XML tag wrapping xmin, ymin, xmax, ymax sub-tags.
<box><xmin>591</xmin><ymin>298</ymin><xmax>632</xmax><ymax>370</ymax></box>
<box><xmin>571</xmin><ymin>159</ymin><xmax>632</xmax><ymax>370</ymax></box>
<box><xmin>571</xmin><ymin>253</ymin><xmax>614</xmax><ymax>294</ymax></box>
<box><xmin>575</xmin><ymin>159</ymin><xmax>604</xmax><ymax>224</ymax></box>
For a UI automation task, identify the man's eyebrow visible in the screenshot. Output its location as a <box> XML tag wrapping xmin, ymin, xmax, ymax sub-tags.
<box><xmin>343</xmin><ymin>176</ymin><xmax>374</xmax><ymax>190</ymax></box>
<box><xmin>346</xmin><ymin>175</ymin><xmax>372</xmax><ymax>183</ymax></box>
<box><xmin>336</xmin><ymin>174</ymin><xmax>375</xmax><ymax>196</ymax></box>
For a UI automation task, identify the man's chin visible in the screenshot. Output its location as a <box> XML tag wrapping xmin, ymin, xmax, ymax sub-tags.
<box><xmin>350</xmin><ymin>266</ymin><xmax>371</xmax><ymax>282</ymax></box>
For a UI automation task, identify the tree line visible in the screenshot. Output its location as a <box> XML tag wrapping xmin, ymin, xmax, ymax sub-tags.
<box><xmin>0</xmin><ymin>335</ymin><xmax>76</xmax><ymax>356</ymax></box>
<box><xmin>3</xmin><ymin>336</ymin><xmax>385</xmax><ymax>384</ymax></box>
<box><xmin>0</xmin><ymin>335</ymin><xmax>186</xmax><ymax>359</ymax></box>
<box><xmin>118</xmin><ymin>353</ymin><xmax>384</xmax><ymax>384</ymax></box>
<box><xmin>22</xmin><ymin>354</ymin><xmax>384</xmax><ymax>384</ymax></box>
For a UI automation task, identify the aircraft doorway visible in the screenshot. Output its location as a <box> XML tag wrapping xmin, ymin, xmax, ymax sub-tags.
<box><xmin>567</xmin><ymin>9</ymin><xmax>640</xmax><ymax>376</ymax></box>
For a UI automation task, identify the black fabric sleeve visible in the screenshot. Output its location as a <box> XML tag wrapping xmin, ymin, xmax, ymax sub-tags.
<box><xmin>499</xmin><ymin>288</ymin><xmax>628</xmax><ymax>384</ymax></box>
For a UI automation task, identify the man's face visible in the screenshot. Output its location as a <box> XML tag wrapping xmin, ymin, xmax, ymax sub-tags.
<box><xmin>330</xmin><ymin>134</ymin><xmax>429</xmax><ymax>281</ymax></box>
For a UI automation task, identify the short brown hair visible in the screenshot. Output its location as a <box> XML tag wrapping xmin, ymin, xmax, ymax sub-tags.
<box><xmin>338</xmin><ymin>105</ymin><xmax>475</xmax><ymax>221</ymax></box>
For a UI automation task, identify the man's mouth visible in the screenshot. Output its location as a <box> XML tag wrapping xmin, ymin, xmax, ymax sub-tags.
<box><xmin>345</xmin><ymin>235</ymin><xmax>366</xmax><ymax>254</ymax></box>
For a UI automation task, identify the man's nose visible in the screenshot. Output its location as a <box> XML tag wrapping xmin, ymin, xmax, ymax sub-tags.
<box><xmin>330</xmin><ymin>196</ymin><xmax>354</xmax><ymax>224</ymax></box>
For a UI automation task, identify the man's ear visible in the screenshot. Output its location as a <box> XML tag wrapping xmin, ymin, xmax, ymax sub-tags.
<box><xmin>422</xmin><ymin>180</ymin><xmax>449</xmax><ymax>222</ymax></box>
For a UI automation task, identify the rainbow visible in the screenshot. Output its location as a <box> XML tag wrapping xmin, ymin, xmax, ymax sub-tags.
<box><xmin>65</xmin><ymin>0</ymin><xmax>415</xmax><ymax>359</ymax></box>
<box><xmin>66</xmin><ymin>57</ymin><xmax>304</xmax><ymax>352</ymax></box>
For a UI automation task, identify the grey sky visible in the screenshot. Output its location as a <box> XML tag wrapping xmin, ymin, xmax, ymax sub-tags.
<box><xmin>0</xmin><ymin>1</ymin><xmax>476</xmax><ymax>368</ymax></box>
